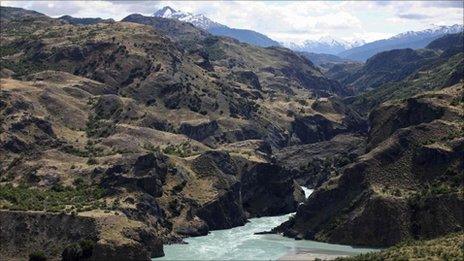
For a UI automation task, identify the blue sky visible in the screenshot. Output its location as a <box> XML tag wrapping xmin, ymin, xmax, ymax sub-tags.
<box><xmin>1</xmin><ymin>1</ymin><xmax>463</xmax><ymax>43</ymax></box>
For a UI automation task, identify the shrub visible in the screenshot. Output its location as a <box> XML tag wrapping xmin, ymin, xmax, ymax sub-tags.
<box><xmin>62</xmin><ymin>243</ymin><xmax>82</xmax><ymax>261</ymax></box>
<box><xmin>87</xmin><ymin>157</ymin><xmax>97</xmax><ymax>165</ymax></box>
<box><xmin>0</xmin><ymin>184</ymin><xmax>106</xmax><ymax>212</ymax></box>
<box><xmin>73</xmin><ymin>177</ymin><xmax>85</xmax><ymax>188</ymax></box>
<box><xmin>29</xmin><ymin>251</ymin><xmax>47</xmax><ymax>261</ymax></box>
<box><xmin>79</xmin><ymin>239</ymin><xmax>95</xmax><ymax>258</ymax></box>
<box><xmin>162</xmin><ymin>142</ymin><xmax>196</xmax><ymax>157</ymax></box>
<box><xmin>85</xmin><ymin>115</ymin><xmax>115</xmax><ymax>138</ymax></box>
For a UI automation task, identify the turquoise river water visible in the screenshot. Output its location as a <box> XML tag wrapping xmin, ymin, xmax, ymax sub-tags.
<box><xmin>154</xmin><ymin>188</ymin><xmax>377</xmax><ymax>260</ymax></box>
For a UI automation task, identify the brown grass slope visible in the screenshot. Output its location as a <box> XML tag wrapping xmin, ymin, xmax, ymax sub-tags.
<box><xmin>340</xmin><ymin>232</ymin><xmax>464</xmax><ymax>260</ymax></box>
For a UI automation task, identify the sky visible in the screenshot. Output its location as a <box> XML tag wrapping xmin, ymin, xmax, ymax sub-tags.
<box><xmin>1</xmin><ymin>1</ymin><xmax>463</xmax><ymax>43</ymax></box>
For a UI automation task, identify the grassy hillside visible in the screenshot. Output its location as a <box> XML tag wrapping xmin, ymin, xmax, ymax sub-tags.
<box><xmin>341</xmin><ymin>233</ymin><xmax>464</xmax><ymax>260</ymax></box>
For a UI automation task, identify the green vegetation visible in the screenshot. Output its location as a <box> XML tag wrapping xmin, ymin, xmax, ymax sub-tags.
<box><xmin>62</xmin><ymin>140</ymin><xmax>107</xmax><ymax>161</ymax></box>
<box><xmin>0</xmin><ymin>44</ymin><xmax>20</xmax><ymax>57</ymax></box>
<box><xmin>0</xmin><ymin>58</ymin><xmax>50</xmax><ymax>77</ymax></box>
<box><xmin>85</xmin><ymin>115</ymin><xmax>116</xmax><ymax>138</ymax></box>
<box><xmin>421</xmin><ymin>126</ymin><xmax>464</xmax><ymax>145</ymax></box>
<box><xmin>0</xmin><ymin>184</ymin><xmax>107</xmax><ymax>212</ymax></box>
<box><xmin>86</xmin><ymin>157</ymin><xmax>97</xmax><ymax>165</ymax></box>
<box><xmin>61</xmin><ymin>239</ymin><xmax>95</xmax><ymax>261</ymax></box>
<box><xmin>79</xmin><ymin>239</ymin><xmax>95</xmax><ymax>258</ymax></box>
<box><xmin>29</xmin><ymin>251</ymin><xmax>47</xmax><ymax>261</ymax></box>
<box><xmin>340</xmin><ymin>233</ymin><xmax>464</xmax><ymax>260</ymax></box>
<box><xmin>162</xmin><ymin>141</ymin><xmax>197</xmax><ymax>157</ymax></box>
<box><xmin>61</xmin><ymin>243</ymin><xmax>82</xmax><ymax>261</ymax></box>
<box><xmin>142</xmin><ymin>143</ymin><xmax>161</xmax><ymax>153</ymax></box>
<box><xmin>62</xmin><ymin>145</ymin><xmax>91</xmax><ymax>157</ymax></box>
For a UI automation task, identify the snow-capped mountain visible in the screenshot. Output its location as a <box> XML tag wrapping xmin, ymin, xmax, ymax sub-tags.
<box><xmin>391</xmin><ymin>24</ymin><xmax>463</xmax><ymax>40</ymax></box>
<box><xmin>339</xmin><ymin>24</ymin><xmax>463</xmax><ymax>61</ymax></box>
<box><xmin>153</xmin><ymin>6</ymin><xmax>279</xmax><ymax>47</ymax></box>
<box><xmin>153</xmin><ymin>6</ymin><xmax>222</xmax><ymax>30</ymax></box>
<box><xmin>283</xmin><ymin>36</ymin><xmax>365</xmax><ymax>55</ymax></box>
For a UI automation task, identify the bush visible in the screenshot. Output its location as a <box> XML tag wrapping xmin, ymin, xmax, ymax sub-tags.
<box><xmin>29</xmin><ymin>251</ymin><xmax>47</xmax><ymax>261</ymax></box>
<box><xmin>79</xmin><ymin>239</ymin><xmax>95</xmax><ymax>258</ymax></box>
<box><xmin>73</xmin><ymin>177</ymin><xmax>85</xmax><ymax>188</ymax></box>
<box><xmin>85</xmin><ymin>115</ymin><xmax>115</xmax><ymax>138</ymax></box>
<box><xmin>62</xmin><ymin>243</ymin><xmax>82</xmax><ymax>261</ymax></box>
<box><xmin>0</xmin><ymin>184</ymin><xmax>106</xmax><ymax>212</ymax></box>
<box><xmin>162</xmin><ymin>142</ymin><xmax>196</xmax><ymax>157</ymax></box>
<box><xmin>87</xmin><ymin>157</ymin><xmax>97</xmax><ymax>165</ymax></box>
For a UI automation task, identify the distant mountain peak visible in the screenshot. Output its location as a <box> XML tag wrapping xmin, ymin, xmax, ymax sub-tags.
<box><xmin>153</xmin><ymin>6</ymin><xmax>177</xmax><ymax>18</ymax></box>
<box><xmin>391</xmin><ymin>24</ymin><xmax>463</xmax><ymax>40</ymax></box>
<box><xmin>318</xmin><ymin>35</ymin><xmax>345</xmax><ymax>44</ymax></box>
<box><xmin>283</xmin><ymin>36</ymin><xmax>365</xmax><ymax>55</ymax></box>
<box><xmin>151</xmin><ymin>6</ymin><xmax>279</xmax><ymax>47</ymax></box>
<box><xmin>153</xmin><ymin>6</ymin><xmax>221</xmax><ymax>30</ymax></box>
<box><xmin>339</xmin><ymin>24</ymin><xmax>463</xmax><ymax>61</ymax></box>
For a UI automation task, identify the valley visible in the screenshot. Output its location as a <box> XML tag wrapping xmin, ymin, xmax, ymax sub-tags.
<box><xmin>0</xmin><ymin>4</ymin><xmax>463</xmax><ymax>261</ymax></box>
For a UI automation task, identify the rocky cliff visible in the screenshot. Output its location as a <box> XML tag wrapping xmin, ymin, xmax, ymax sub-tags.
<box><xmin>276</xmin><ymin>84</ymin><xmax>464</xmax><ymax>247</ymax></box>
<box><xmin>0</xmin><ymin>210</ymin><xmax>163</xmax><ymax>260</ymax></box>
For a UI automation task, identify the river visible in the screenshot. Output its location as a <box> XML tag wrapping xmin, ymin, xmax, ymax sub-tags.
<box><xmin>154</xmin><ymin>187</ymin><xmax>377</xmax><ymax>260</ymax></box>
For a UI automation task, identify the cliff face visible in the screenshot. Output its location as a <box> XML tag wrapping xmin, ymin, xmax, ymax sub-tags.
<box><xmin>0</xmin><ymin>210</ymin><xmax>163</xmax><ymax>260</ymax></box>
<box><xmin>241</xmin><ymin>162</ymin><xmax>305</xmax><ymax>217</ymax></box>
<box><xmin>276</xmin><ymin>84</ymin><xmax>464</xmax><ymax>247</ymax></box>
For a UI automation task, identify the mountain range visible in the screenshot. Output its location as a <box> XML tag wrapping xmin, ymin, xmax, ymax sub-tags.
<box><xmin>283</xmin><ymin>36</ymin><xmax>365</xmax><ymax>55</ymax></box>
<box><xmin>339</xmin><ymin>24</ymin><xmax>464</xmax><ymax>61</ymax></box>
<box><xmin>153</xmin><ymin>6</ymin><xmax>280</xmax><ymax>47</ymax></box>
<box><xmin>152</xmin><ymin>6</ymin><xmax>463</xmax><ymax>62</ymax></box>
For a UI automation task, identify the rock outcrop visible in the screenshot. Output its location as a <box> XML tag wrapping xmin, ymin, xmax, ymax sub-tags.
<box><xmin>276</xmin><ymin>134</ymin><xmax>366</xmax><ymax>187</ymax></box>
<box><xmin>0</xmin><ymin>211</ymin><xmax>163</xmax><ymax>260</ymax></box>
<box><xmin>241</xmin><ymin>163</ymin><xmax>304</xmax><ymax>217</ymax></box>
<box><xmin>276</xmin><ymin>85</ymin><xmax>464</xmax><ymax>247</ymax></box>
<box><xmin>179</xmin><ymin>120</ymin><xmax>219</xmax><ymax>142</ymax></box>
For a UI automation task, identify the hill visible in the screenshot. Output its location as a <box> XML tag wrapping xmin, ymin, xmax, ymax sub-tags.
<box><xmin>299</xmin><ymin>52</ymin><xmax>354</xmax><ymax>66</ymax></box>
<box><xmin>58</xmin><ymin>15</ymin><xmax>114</xmax><ymax>25</ymax></box>
<box><xmin>341</xmin><ymin>233</ymin><xmax>464</xmax><ymax>260</ymax></box>
<box><xmin>340</xmin><ymin>33</ymin><xmax>464</xmax><ymax>113</ymax></box>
